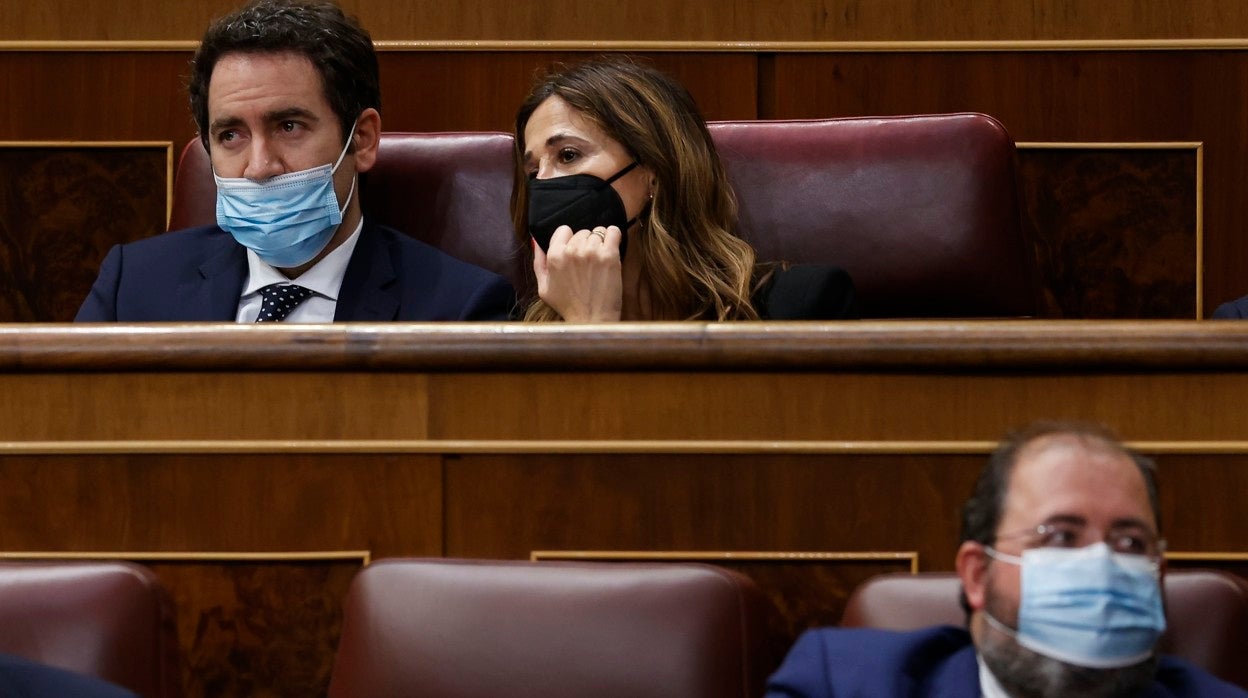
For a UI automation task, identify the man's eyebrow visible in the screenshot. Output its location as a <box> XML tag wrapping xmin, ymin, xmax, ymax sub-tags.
<box><xmin>1040</xmin><ymin>513</ymin><xmax>1087</xmax><ymax>528</ymax></box>
<box><xmin>264</xmin><ymin>107</ymin><xmax>319</xmax><ymax>123</ymax></box>
<box><xmin>208</xmin><ymin>115</ymin><xmax>244</xmax><ymax>134</ymax></box>
<box><xmin>1110</xmin><ymin>516</ymin><xmax>1155</xmax><ymax>531</ymax></box>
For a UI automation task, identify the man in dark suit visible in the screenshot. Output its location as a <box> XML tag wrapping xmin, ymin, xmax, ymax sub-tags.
<box><xmin>0</xmin><ymin>654</ymin><xmax>137</xmax><ymax>697</ymax></box>
<box><xmin>75</xmin><ymin>0</ymin><xmax>513</xmax><ymax>322</ymax></box>
<box><xmin>767</xmin><ymin>422</ymin><xmax>1247</xmax><ymax>697</ymax></box>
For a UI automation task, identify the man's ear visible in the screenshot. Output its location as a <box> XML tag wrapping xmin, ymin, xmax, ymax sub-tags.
<box><xmin>351</xmin><ymin>107</ymin><xmax>381</xmax><ymax>173</ymax></box>
<box><xmin>956</xmin><ymin>541</ymin><xmax>990</xmax><ymax>611</ymax></box>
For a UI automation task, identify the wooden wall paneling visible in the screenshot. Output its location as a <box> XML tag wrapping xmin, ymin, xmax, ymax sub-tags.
<box><xmin>0</xmin><ymin>372</ymin><xmax>431</xmax><ymax>441</ymax></box>
<box><xmin>1015</xmin><ymin>144</ymin><xmax>1200</xmax><ymax>318</ymax></box>
<box><xmin>0</xmin><ymin>454</ymin><xmax>443</xmax><ymax>554</ymax></box>
<box><xmin>377</xmin><ymin>52</ymin><xmax>760</xmax><ymax>133</ymax></box>
<box><xmin>0</xmin><ymin>143</ymin><xmax>170</xmax><ymax>322</ymax></box>
<box><xmin>426</xmin><ymin>371</ymin><xmax>1248</xmax><ymax>442</ymax></box>
<box><xmin>0</xmin><ymin>51</ymin><xmax>197</xmax><ymax>143</ymax></box>
<box><xmin>10</xmin><ymin>1</ymin><xmax>1248</xmax><ymax>42</ymax></box>
<box><xmin>760</xmin><ymin>50</ymin><xmax>1248</xmax><ymax>316</ymax></box>
<box><xmin>442</xmin><ymin>454</ymin><xmax>976</xmax><ymax>559</ymax></box>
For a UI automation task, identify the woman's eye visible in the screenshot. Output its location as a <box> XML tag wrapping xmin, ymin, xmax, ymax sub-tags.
<box><xmin>557</xmin><ymin>148</ymin><xmax>579</xmax><ymax>164</ymax></box>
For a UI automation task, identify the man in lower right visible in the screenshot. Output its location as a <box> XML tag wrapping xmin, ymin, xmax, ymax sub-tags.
<box><xmin>767</xmin><ymin>421</ymin><xmax>1248</xmax><ymax>697</ymax></box>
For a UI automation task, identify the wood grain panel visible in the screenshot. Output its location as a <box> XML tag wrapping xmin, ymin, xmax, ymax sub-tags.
<box><xmin>0</xmin><ymin>373</ymin><xmax>430</xmax><ymax>441</ymax></box>
<box><xmin>9</xmin><ymin>1</ymin><xmax>1248</xmax><ymax>42</ymax></box>
<box><xmin>427</xmin><ymin>371</ymin><xmax>1248</xmax><ymax>442</ymax></box>
<box><xmin>153</xmin><ymin>559</ymin><xmax>358</xmax><ymax>698</ymax></box>
<box><xmin>444</xmin><ymin>454</ymin><xmax>976</xmax><ymax>560</ymax></box>
<box><xmin>1016</xmin><ymin>145</ymin><xmax>1199</xmax><ymax>319</ymax></box>
<box><xmin>0</xmin><ymin>454</ymin><xmax>442</xmax><ymax>554</ymax></box>
<box><xmin>378</xmin><ymin>52</ymin><xmax>758</xmax><ymax>132</ymax></box>
<box><xmin>0</xmin><ymin>144</ymin><xmax>169</xmax><ymax>322</ymax></box>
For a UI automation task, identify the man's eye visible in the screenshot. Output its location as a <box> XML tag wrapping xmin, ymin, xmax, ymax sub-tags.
<box><xmin>216</xmin><ymin>130</ymin><xmax>238</xmax><ymax>144</ymax></box>
<box><xmin>1041</xmin><ymin>527</ymin><xmax>1079</xmax><ymax>547</ymax></box>
<box><xmin>280</xmin><ymin>121</ymin><xmax>299</xmax><ymax>133</ymax></box>
<box><xmin>1112</xmin><ymin>533</ymin><xmax>1150</xmax><ymax>555</ymax></box>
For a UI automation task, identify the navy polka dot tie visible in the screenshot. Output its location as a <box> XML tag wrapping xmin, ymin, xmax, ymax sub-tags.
<box><xmin>255</xmin><ymin>283</ymin><xmax>315</xmax><ymax>322</ymax></box>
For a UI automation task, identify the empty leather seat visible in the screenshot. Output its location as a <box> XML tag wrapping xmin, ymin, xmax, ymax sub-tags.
<box><xmin>0</xmin><ymin>561</ymin><xmax>182</xmax><ymax>697</ymax></box>
<box><xmin>327</xmin><ymin>558</ymin><xmax>774</xmax><ymax>698</ymax></box>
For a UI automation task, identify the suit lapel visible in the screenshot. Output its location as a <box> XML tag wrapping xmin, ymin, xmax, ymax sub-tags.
<box><xmin>177</xmin><ymin>233</ymin><xmax>248</xmax><ymax>321</ymax></box>
<box><xmin>335</xmin><ymin>221</ymin><xmax>400</xmax><ymax>321</ymax></box>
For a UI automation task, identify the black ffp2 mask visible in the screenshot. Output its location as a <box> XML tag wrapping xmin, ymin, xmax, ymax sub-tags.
<box><xmin>527</xmin><ymin>161</ymin><xmax>640</xmax><ymax>258</ymax></box>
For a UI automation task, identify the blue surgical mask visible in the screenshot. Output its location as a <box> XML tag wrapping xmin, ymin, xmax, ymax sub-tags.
<box><xmin>215</xmin><ymin>122</ymin><xmax>358</xmax><ymax>269</ymax></box>
<box><xmin>984</xmin><ymin>542</ymin><xmax>1167</xmax><ymax>669</ymax></box>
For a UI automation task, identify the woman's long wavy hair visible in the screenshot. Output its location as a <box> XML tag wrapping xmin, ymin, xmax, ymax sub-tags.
<box><xmin>511</xmin><ymin>57</ymin><xmax>764</xmax><ymax>321</ymax></box>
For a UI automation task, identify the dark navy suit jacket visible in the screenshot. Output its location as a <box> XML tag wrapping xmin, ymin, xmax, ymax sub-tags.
<box><xmin>1213</xmin><ymin>295</ymin><xmax>1248</xmax><ymax>319</ymax></box>
<box><xmin>0</xmin><ymin>654</ymin><xmax>136</xmax><ymax>697</ymax></box>
<box><xmin>766</xmin><ymin>626</ymin><xmax>1247</xmax><ymax>698</ymax></box>
<box><xmin>75</xmin><ymin>222</ymin><xmax>515</xmax><ymax>322</ymax></box>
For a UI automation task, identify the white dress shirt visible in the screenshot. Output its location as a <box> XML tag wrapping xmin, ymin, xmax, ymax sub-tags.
<box><xmin>977</xmin><ymin>652</ymin><xmax>1011</xmax><ymax>698</ymax></box>
<box><xmin>234</xmin><ymin>219</ymin><xmax>364</xmax><ymax>323</ymax></box>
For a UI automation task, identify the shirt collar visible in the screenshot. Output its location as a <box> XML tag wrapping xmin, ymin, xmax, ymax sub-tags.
<box><xmin>241</xmin><ymin>218</ymin><xmax>364</xmax><ymax>300</ymax></box>
<box><xmin>976</xmin><ymin>652</ymin><xmax>1011</xmax><ymax>698</ymax></box>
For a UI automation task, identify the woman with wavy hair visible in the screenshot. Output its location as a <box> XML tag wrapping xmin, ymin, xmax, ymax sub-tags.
<box><xmin>513</xmin><ymin>57</ymin><xmax>855</xmax><ymax>322</ymax></box>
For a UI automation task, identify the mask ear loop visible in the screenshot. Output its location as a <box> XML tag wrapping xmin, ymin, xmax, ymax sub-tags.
<box><xmin>332</xmin><ymin>118</ymin><xmax>361</xmax><ymax>215</ymax></box>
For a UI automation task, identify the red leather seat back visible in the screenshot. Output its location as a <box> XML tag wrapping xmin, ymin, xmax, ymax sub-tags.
<box><xmin>0</xmin><ymin>561</ymin><xmax>182</xmax><ymax>697</ymax></box>
<box><xmin>327</xmin><ymin>558</ymin><xmax>773</xmax><ymax>698</ymax></box>
<box><xmin>710</xmin><ymin>114</ymin><xmax>1035</xmax><ymax>318</ymax></box>
<box><xmin>168</xmin><ymin>133</ymin><xmax>524</xmax><ymax>289</ymax></box>
<box><xmin>840</xmin><ymin>570</ymin><xmax>1248</xmax><ymax>689</ymax></box>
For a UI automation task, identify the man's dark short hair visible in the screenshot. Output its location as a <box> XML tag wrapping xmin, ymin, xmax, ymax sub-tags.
<box><xmin>188</xmin><ymin>0</ymin><xmax>381</xmax><ymax>149</ymax></box>
<box><xmin>957</xmin><ymin>421</ymin><xmax>1161</xmax><ymax>616</ymax></box>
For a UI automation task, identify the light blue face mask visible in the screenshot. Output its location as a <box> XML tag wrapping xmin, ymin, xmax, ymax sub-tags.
<box><xmin>214</xmin><ymin>122</ymin><xmax>358</xmax><ymax>269</ymax></box>
<box><xmin>984</xmin><ymin>542</ymin><xmax>1166</xmax><ymax>669</ymax></box>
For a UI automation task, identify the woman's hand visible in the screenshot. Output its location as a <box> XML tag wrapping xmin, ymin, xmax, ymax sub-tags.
<box><xmin>533</xmin><ymin>224</ymin><xmax>624</xmax><ymax>322</ymax></box>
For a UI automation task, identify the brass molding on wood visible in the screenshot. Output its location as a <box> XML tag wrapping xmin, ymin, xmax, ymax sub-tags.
<box><xmin>532</xmin><ymin>550</ymin><xmax>920</xmax><ymax>574</ymax></box>
<box><xmin>9</xmin><ymin>39</ymin><xmax>1248</xmax><ymax>53</ymax></box>
<box><xmin>0</xmin><ymin>550</ymin><xmax>373</xmax><ymax>564</ymax></box>
<box><xmin>1165</xmin><ymin>552</ymin><xmax>1248</xmax><ymax>563</ymax></box>
<box><xmin>7</xmin><ymin>439</ymin><xmax>1248</xmax><ymax>455</ymax></box>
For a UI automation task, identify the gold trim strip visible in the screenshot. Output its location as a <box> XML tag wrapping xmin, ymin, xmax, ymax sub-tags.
<box><xmin>532</xmin><ymin>550</ymin><xmax>920</xmax><ymax>573</ymax></box>
<box><xmin>0</xmin><ymin>550</ymin><xmax>372</xmax><ymax>563</ymax></box>
<box><xmin>1165</xmin><ymin>552</ymin><xmax>1248</xmax><ymax>562</ymax></box>
<box><xmin>10</xmin><ymin>39</ymin><xmax>1248</xmax><ymax>53</ymax></box>
<box><xmin>0</xmin><ymin>141</ymin><xmax>173</xmax><ymax>148</ymax></box>
<box><xmin>1016</xmin><ymin>142</ymin><xmax>1203</xmax><ymax>150</ymax></box>
<box><xmin>7</xmin><ymin>440</ymin><xmax>1248</xmax><ymax>455</ymax></box>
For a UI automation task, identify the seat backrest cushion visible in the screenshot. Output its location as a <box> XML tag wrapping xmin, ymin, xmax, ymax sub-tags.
<box><xmin>327</xmin><ymin>558</ymin><xmax>772</xmax><ymax>698</ymax></box>
<box><xmin>0</xmin><ymin>561</ymin><xmax>182</xmax><ymax>698</ymax></box>
<box><xmin>710</xmin><ymin>113</ymin><xmax>1036</xmax><ymax>318</ymax></box>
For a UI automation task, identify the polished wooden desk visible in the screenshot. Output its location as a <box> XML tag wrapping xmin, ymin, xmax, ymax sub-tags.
<box><xmin>2</xmin><ymin>322</ymin><xmax>1246</xmax><ymax>696</ymax></box>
